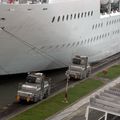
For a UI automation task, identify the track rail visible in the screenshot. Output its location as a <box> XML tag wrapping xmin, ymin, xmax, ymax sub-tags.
<box><xmin>0</xmin><ymin>52</ymin><xmax>120</xmax><ymax>120</ymax></box>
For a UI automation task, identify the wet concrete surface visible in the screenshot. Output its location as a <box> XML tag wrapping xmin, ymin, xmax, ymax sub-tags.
<box><xmin>0</xmin><ymin>74</ymin><xmax>26</xmax><ymax>109</ymax></box>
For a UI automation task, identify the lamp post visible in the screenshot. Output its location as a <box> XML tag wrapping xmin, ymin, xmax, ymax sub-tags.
<box><xmin>64</xmin><ymin>74</ymin><xmax>69</xmax><ymax>103</ymax></box>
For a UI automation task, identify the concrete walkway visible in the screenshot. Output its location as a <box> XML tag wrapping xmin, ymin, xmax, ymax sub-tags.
<box><xmin>48</xmin><ymin>77</ymin><xmax>120</xmax><ymax>120</ymax></box>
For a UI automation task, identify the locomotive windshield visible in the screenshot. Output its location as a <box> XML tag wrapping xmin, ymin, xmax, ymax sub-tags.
<box><xmin>72</xmin><ymin>58</ymin><xmax>81</xmax><ymax>65</ymax></box>
<box><xmin>26</xmin><ymin>75</ymin><xmax>36</xmax><ymax>83</ymax></box>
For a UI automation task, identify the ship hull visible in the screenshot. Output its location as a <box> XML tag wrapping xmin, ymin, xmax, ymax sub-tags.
<box><xmin>0</xmin><ymin>0</ymin><xmax>120</xmax><ymax>75</ymax></box>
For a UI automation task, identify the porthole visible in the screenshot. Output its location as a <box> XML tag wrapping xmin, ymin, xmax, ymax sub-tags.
<box><xmin>61</xmin><ymin>44</ymin><xmax>65</xmax><ymax>48</ymax></box>
<box><xmin>67</xmin><ymin>43</ymin><xmax>71</xmax><ymax>47</ymax></box>
<box><xmin>112</xmin><ymin>20</ymin><xmax>114</xmax><ymax>24</ymax></box>
<box><xmin>91</xmin><ymin>11</ymin><xmax>93</xmax><ymax>16</ymax></box>
<box><xmin>74</xmin><ymin>13</ymin><xmax>76</xmax><ymax>19</ymax></box>
<box><xmin>95</xmin><ymin>24</ymin><xmax>97</xmax><ymax>29</ymax></box>
<box><xmin>78</xmin><ymin>13</ymin><xmax>80</xmax><ymax>18</ymax></box>
<box><xmin>106</xmin><ymin>21</ymin><xmax>108</xmax><ymax>26</ymax></box>
<box><xmin>41</xmin><ymin>46</ymin><xmax>45</xmax><ymax>49</ymax></box>
<box><xmin>66</xmin><ymin>14</ymin><xmax>69</xmax><ymax>20</ymax></box>
<box><xmin>84</xmin><ymin>12</ymin><xmax>87</xmax><ymax>17</ymax></box>
<box><xmin>98</xmin><ymin>23</ymin><xmax>100</xmax><ymax>27</ymax></box>
<box><xmin>102</xmin><ymin>34</ymin><xmax>104</xmax><ymax>38</ymax></box>
<box><xmin>97</xmin><ymin>36</ymin><xmax>99</xmax><ymax>40</ymax></box>
<box><xmin>105</xmin><ymin>33</ymin><xmax>107</xmax><ymax>37</ymax></box>
<box><xmin>70</xmin><ymin>14</ymin><xmax>73</xmax><ymax>20</ymax></box>
<box><xmin>81</xmin><ymin>13</ymin><xmax>83</xmax><ymax>18</ymax></box>
<box><xmin>62</xmin><ymin>15</ymin><xmax>65</xmax><ymax>21</ymax></box>
<box><xmin>88</xmin><ymin>11</ymin><xmax>90</xmax><ymax>16</ymax></box>
<box><xmin>56</xmin><ymin>45</ymin><xmax>59</xmax><ymax>48</ymax></box>
<box><xmin>77</xmin><ymin>41</ymin><xmax>80</xmax><ymax>46</ymax></box>
<box><xmin>81</xmin><ymin>40</ymin><xmax>83</xmax><ymax>44</ymax></box>
<box><xmin>72</xmin><ymin>42</ymin><xmax>75</xmax><ymax>46</ymax></box>
<box><xmin>109</xmin><ymin>21</ymin><xmax>111</xmax><ymax>25</ymax></box>
<box><xmin>101</xmin><ymin>23</ymin><xmax>103</xmax><ymax>27</ymax></box>
<box><xmin>57</xmin><ymin>16</ymin><xmax>60</xmax><ymax>22</ymax></box>
<box><xmin>91</xmin><ymin>38</ymin><xmax>93</xmax><ymax>42</ymax></box>
<box><xmin>52</xmin><ymin>16</ymin><xmax>55</xmax><ymax>23</ymax></box>
<box><xmin>88</xmin><ymin>39</ymin><xmax>90</xmax><ymax>43</ymax></box>
<box><xmin>48</xmin><ymin>45</ymin><xmax>53</xmax><ymax>49</ymax></box>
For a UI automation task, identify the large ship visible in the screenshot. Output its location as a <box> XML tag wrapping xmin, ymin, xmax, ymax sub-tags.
<box><xmin>0</xmin><ymin>0</ymin><xmax>120</xmax><ymax>75</ymax></box>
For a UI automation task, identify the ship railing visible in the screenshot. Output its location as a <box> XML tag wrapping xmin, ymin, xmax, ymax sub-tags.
<box><xmin>0</xmin><ymin>0</ymin><xmax>49</xmax><ymax>4</ymax></box>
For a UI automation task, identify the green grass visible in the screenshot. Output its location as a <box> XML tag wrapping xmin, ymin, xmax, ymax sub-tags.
<box><xmin>10</xmin><ymin>79</ymin><xmax>103</xmax><ymax>120</ymax></box>
<box><xmin>96</xmin><ymin>64</ymin><xmax>120</xmax><ymax>80</ymax></box>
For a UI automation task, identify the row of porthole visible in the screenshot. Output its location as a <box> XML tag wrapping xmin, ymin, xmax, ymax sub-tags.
<box><xmin>40</xmin><ymin>29</ymin><xmax>120</xmax><ymax>50</ymax></box>
<box><xmin>82</xmin><ymin>32</ymin><xmax>110</xmax><ymax>45</ymax></box>
<box><xmin>52</xmin><ymin>11</ymin><xmax>94</xmax><ymax>23</ymax></box>
<box><xmin>106</xmin><ymin>19</ymin><xmax>120</xmax><ymax>26</ymax></box>
<box><xmin>92</xmin><ymin>18</ymin><xmax>120</xmax><ymax>30</ymax></box>
<box><xmin>92</xmin><ymin>22</ymin><xmax>103</xmax><ymax>30</ymax></box>
<box><xmin>112</xmin><ymin>29</ymin><xmax>120</xmax><ymax>35</ymax></box>
<box><xmin>40</xmin><ymin>41</ymin><xmax>80</xmax><ymax>50</ymax></box>
<box><xmin>40</xmin><ymin>32</ymin><xmax>111</xmax><ymax>50</ymax></box>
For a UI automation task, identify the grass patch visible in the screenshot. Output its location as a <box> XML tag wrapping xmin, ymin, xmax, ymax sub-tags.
<box><xmin>96</xmin><ymin>64</ymin><xmax>120</xmax><ymax>80</ymax></box>
<box><xmin>10</xmin><ymin>79</ymin><xmax>103</xmax><ymax>120</ymax></box>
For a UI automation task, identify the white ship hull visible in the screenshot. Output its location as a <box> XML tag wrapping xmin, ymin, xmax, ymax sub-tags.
<box><xmin>0</xmin><ymin>0</ymin><xmax>120</xmax><ymax>75</ymax></box>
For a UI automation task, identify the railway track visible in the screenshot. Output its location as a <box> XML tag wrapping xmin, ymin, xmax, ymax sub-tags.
<box><xmin>0</xmin><ymin>52</ymin><xmax>120</xmax><ymax>120</ymax></box>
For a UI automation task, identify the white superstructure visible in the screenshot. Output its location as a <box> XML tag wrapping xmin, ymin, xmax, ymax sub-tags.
<box><xmin>0</xmin><ymin>0</ymin><xmax>120</xmax><ymax>75</ymax></box>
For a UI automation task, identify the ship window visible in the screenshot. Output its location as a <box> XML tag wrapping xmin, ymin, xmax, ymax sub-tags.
<box><xmin>57</xmin><ymin>16</ymin><xmax>60</xmax><ymax>22</ymax></box>
<box><xmin>84</xmin><ymin>12</ymin><xmax>87</xmax><ymax>17</ymax></box>
<box><xmin>92</xmin><ymin>25</ymin><xmax>94</xmax><ymax>30</ymax></box>
<box><xmin>88</xmin><ymin>39</ymin><xmax>90</xmax><ymax>43</ymax></box>
<box><xmin>91</xmin><ymin>11</ymin><xmax>93</xmax><ymax>16</ymax></box>
<box><xmin>95</xmin><ymin>24</ymin><xmax>97</xmax><ymax>29</ymax></box>
<box><xmin>48</xmin><ymin>45</ymin><xmax>53</xmax><ymax>49</ymax></box>
<box><xmin>101</xmin><ymin>23</ymin><xmax>103</xmax><ymax>27</ymax></box>
<box><xmin>78</xmin><ymin>13</ymin><xmax>80</xmax><ymax>18</ymax></box>
<box><xmin>72</xmin><ymin>42</ymin><xmax>75</xmax><ymax>46</ymax></box>
<box><xmin>88</xmin><ymin>11</ymin><xmax>90</xmax><ymax>16</ymax></box>
<box><xmin>52</xmin><ymin>16</ymin><xmax>55</xmax><ymax>23</ymax></box>
<box><xmin>62</xmin><ymin>15</ymin><xmax>65</xmax><ymax>21</ymax></box>
<box><xmin>97</xmin><ymin>36</ymin><xmax>99</xmax><ymax>40</ymax></box>
<box><xmin>76</xmin><ymin>41</ymin><xmax>79</xmax><ymax>46</ymax></box>
<box><xmin>109</xmin><ymin>21</ymin><xmax>111</xmax><ymax>25</ymax></box>
<box><xmin>56</xmin><ymin>45</ymin><xmax>59</xmax><ymax>48</ymax></box>
<box><xmin>67</xmin><ymin>43</ymin><xmax>70</xmax><ymax>47</ymax></box>
<box><xmin>112</xmin><ymin>21</ymin><xmax>114</xmax><ymax>24</ymax></box>
<box><xmin>66</xmin><ymin>14</ymin><xmax>69</xmax><ymax>20</ymax></box>
<box><xmin>91</xmin><ymin>38</ymin><xmax>93</xmax><ymax>42</ymax></box>
<box><xmin>104</xmin><ymin>33</ymin><xmax>107</xmax><ymax>37</ymax></box>
<box><xmin>61</xmin><ymin>44</ymin><xmax>65</xmax><ymax>48</ymax></box>
<box><xmin>106</xmin><ymin>21</ymin><xmax>108</xmax><ymax>26</ymax></box>
<box><xmin>81</xmin><ymin>40</ymin><xmax>83</xmax><ymax>44</ymax></box>
<box><xmin>74</xmin><ymin>13</ymin><xmax>76</xmax><ymax>19</ymax></box>
<box><xmin>41</xmin><ymin>46</ymin><xmax>45</xmax><ymax>49</ymax></box>
<box><xmin>102</xmin><ymin>34</ymin><xmax>104</xmax><ymax>38</ymax></box>
<box><xmin>70</xmin><ymin>14</ymin><xmax>73</xmax><ymax>20</ymax></box>
<box><xmin>94</xmin><ymin>37</ymin><xmax>96</xmax><ymax>41</ymax></box>
<box><xmin>81</xmin><ymin>13</ymin><xmax>83</xmax><ymax>18</ymax></box>
<box><xmin>98</xmin><ymin>23</ymin><xmax>100</xmax><ymax>28</ymax></box>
